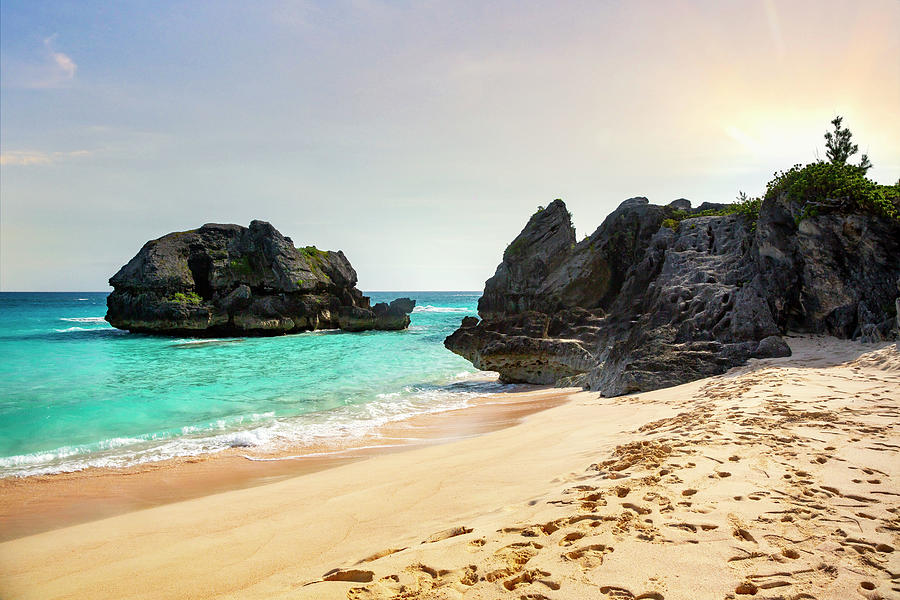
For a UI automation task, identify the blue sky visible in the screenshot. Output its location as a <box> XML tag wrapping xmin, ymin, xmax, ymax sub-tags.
<box><xmin>2</xmin><ymin>0</ymin><xmax>898</xmax><ymax>291</ymax></box>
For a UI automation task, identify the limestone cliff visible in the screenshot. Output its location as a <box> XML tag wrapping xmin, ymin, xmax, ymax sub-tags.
<box><xmin>106</xmin><ymin>220</ymin><xmax>414</xmax><ymax>335</ymax></box>
<box><xmin>446</xmin><ymin>195</ymin><xmax>899</xmax><ymax>395</ymax></box>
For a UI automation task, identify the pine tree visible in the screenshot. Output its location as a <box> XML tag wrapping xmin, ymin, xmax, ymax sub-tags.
<box><xmin>823</xmin><ymin>115</ymin><xmax>871</xmax><ymax>174</ymax></box>
<box><xmin>824</xmin><ymin>116</ymin><xmax>857</xmax><ymax>164</ymax></box>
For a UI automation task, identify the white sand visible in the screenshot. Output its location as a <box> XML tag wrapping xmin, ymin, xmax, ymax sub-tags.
<box><xmin>1</xmin><ymin>336</ymin><xmax>898</xmax><ymax>600</ymax></box>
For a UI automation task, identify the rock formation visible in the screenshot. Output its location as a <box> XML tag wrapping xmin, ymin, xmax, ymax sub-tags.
<box><xmin>106</xmin><ymin>220</ymin><xmax>414</xmax><ymax>335</ymax></box>
<box><xmin>446</xmin><ymin>196</ymin><xmax>900</xmax><ymax>395</ymax></box>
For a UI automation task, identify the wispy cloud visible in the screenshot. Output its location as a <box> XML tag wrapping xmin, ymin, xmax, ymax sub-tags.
<box><xmin>1</xmin><ymin>34</ymin><xmax>78</xmax><ymax>89</ymax></box>
<box><xmin>0</xmin><ymin>149</ymin><xmax>91</xmax><ymax>166</ymax></box>
<box><xmin>46</xmin><ymin>35</ymin><xmax>77</xmax><ymax>81</ymax></box>
<box><xmin>40</xmin><ymin>34</ymin><xmax>78</xmax><ymax>85</ymax></box>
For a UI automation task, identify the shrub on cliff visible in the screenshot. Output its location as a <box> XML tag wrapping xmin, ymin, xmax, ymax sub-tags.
<box><xmin>761</xmin><ymin>116</ymin><xmax>898</xmax><ymax>222</ymax></box>
<box><xmin>663</xmin><ymin>192</ymin><xmax>762</xmax><ymax>231</ymax></box>
<box><xmin>171</xmin><ymin>291</ymin><xmax>202</xmax><ymax>305</ymax></box>
<box><xmin>765</xmin><ymin>162</ymin><xmax>899</xmax><ymax>222</ymax></box>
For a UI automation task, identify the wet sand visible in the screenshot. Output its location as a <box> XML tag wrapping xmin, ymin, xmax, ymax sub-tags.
<box><xmin>0</xmin><ymin>386</ymin><xmax>572</xmax><ymax>541</ymax></box>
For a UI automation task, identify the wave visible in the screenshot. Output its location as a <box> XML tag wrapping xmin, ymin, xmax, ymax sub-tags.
<box><xmin>171</xmin><ymin>338</ymin><xmax>244</xmax><ymax>348</ymax></box>
<box><xmin>54</xmin><ymin>326</ymin><xmax>124</xmax><ymax>336</ymax></box>
<box><xmin>60</xmin><ymin>317</ymin><xmax>107</xmax><ymax>323</ymax></box>
<box><xmin>0</xmin><ymin>377</ymin><xmax>506</xmax><ymax>478</ymax></box>
<box><xmin>413</xmin><ymin>305</ymin><xmax>472</xmax><ymax>313</ymax></box>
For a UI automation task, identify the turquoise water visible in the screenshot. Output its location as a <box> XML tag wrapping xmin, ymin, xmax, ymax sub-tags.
<box><xmin>0</xmin><ymin>292</ymin><xmax>495</xmax><ymax>477</ymax></box>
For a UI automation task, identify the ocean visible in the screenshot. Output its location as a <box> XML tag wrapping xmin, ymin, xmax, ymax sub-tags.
<box><xmin>0</xmin><ymin>291</ymin><xmax>498</xmax><ymax>478</ymax></box>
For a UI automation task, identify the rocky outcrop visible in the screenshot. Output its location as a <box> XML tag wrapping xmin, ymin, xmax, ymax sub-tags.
<box><xmin>106</xmin><ymin>220</ymin><xmax>414</xmax><ymax>335</ymax></box>
<box><xmin>755</xmin><ymin>195</ymin><xmax>900</xmax><ymax>342</ymax></box>
<box><xmin>446</xmin><ymin>195</ymin><xmax>900</xmax><ymax>395</ymax></box>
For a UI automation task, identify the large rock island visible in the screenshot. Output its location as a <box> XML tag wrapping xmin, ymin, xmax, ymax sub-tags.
<box><xmin>106</xmin><ymin>220</ymin><xmax>415</xmax><ymax>335</ymax></box>
<box><xmin>446</xmin><ymin>190</ymin><xmax>900</xmax><ymax>396</ymax></box>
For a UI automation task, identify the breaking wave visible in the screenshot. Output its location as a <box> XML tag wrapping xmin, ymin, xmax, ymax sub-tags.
<box><xmin>0</xmin><ymin>374</ymin><xmax>504</xmax><ymax>478</ymax></box>
<box><xmin>413</xmin><ymin>305</ymin><xmax>472</xmax><ymax>313</ymax></box>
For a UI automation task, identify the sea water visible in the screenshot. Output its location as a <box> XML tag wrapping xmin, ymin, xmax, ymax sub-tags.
<box><xmin>0</xmin><ymin>292</ymin><xmax>496</xmax><ymax>477</ymax></box>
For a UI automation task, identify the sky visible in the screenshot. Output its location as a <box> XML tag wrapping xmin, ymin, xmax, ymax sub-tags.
<box><xmin>1</xmin><ymin>0</ymin><xmax>898</xmax><ymax>292</ymax></box>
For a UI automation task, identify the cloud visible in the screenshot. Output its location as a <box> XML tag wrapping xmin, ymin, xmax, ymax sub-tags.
<box><xmin>1</xmin><ymin>35</ymin><xmax>78</xmax><ymax>89</ymax></box>
<box><xmin>0</xmin><ymin>151</ymin><xmax>53</xmax><ymax>166</ymax></box>
<box><xmin>0</xmin><ymin>150</ymin><xmax>91</xmax><ymax>166</ymax></box>
<box><xmin>43</xmin><ymin>34</ymin><xmax>77</xmax><ymax>82</ymax></box>
<box><xmin>50</xmin><ymin>49</ymin><xmax>77</xmax><ymax>80</ymax></box>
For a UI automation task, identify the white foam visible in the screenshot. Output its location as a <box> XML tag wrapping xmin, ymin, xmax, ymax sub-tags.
<box><xmin>412</xmin><ymin>305</ymin><xmax>471</xmax><ymax>313</ymax></box>
<box><xmin>60</xmin><ymin>317</ymin><xmax>107</xmax><ymax>323</ymax></box>
<box><xmin>0</xmin><ymin>379</ymin><xmax>509</xmax><ymax>478</ymax></box>
<box><xmin>171</xmin><ymin>338</ymin><xmax>245</xmax><ymax>347</ymax></box>
<box><xmin>222</xmin><ymin>430</ymin><xmax>268</xmax><ymax>447</ymax></box>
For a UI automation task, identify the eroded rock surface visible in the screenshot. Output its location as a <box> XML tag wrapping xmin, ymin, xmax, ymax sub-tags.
<box><xmin>446</xmin><ymin>196</ymin><xmax>899</xmax><ymax>395</ymax></box>
<box><xmin>106</xmin><ymin>220</ymin><xmax>414</xmax><ymax>335</ymax></box>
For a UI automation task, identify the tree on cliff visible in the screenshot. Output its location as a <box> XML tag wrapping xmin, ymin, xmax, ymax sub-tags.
<box><xmin>824</xmin><ymin>115</ymin><xmax>871</xmax><ymax>173</ymax></box>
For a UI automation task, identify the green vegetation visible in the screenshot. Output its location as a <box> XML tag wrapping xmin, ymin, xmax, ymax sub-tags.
<box><xmin>298</xmin><ymin>246</ymin><xmax>331</xmax><ymax>282</ymax></box>
<box><xmin>171</xmin><ymin>291</ymin><xmax>202</xmax><ymax>305</ymax></box>
<box><xmin>299</xmin><ymin>245</ymin><xmax>328</xmax><ymax>260</ymax></box>
<box><xmin>823</xmin><ymin>115</ymin><xmax>871</xmax><ymax>173</ymax></box>
<box><xmin>661</xmin><ymin>218</ymin><xmax>680</xmax><ymax>231</ymax></box>
<box><xmin>229</xmin><ymin>256</ymin><xmax>254</xmax><ymax>276</ymax></box>
<box><xmin>765</xmin><ymin>162</ymin><xmax>898</xmax><ymax>222</ymax></box>
<box><xmin>505</xmin><ymin>237</ymin><xmax>527</xmax><ymax>258</ymax></box>
<box><xmin>662</xmin><ymin>192</ymin><xmax>762</xmax><ymax>232</ymax></box>
<box><xmin>659</xmin><ymin>116</ymin><xmax>897</xmax><ymax>233</ymax></box>
<box><xmin>760</xmin><ymin>115</ymin><xmax>897</xmax><ymax>223</ymax></box>
<box><xmin>729</xmin><ymin>192</ymin><xmax>762</xmax><ymax>225</ymax></box>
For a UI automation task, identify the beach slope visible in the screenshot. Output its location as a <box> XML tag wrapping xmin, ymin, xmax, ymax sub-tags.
<box><xmin>1</xmin><ymin>336</ymin><xmax>898</xmax><ymax>599</ymax></box>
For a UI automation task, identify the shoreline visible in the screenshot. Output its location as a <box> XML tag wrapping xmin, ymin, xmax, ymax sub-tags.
<box><xmin>0</xmin><ymin>385</ymin><xmax>573</xmax><ymax>541</ymax></box>
<box><xmin>1</xmin><ymin>336</ymin><xmax>898</xmax><ymax>600</ymax></box>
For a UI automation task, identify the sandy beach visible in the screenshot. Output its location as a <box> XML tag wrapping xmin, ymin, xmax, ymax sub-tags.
<box><xmin>0</xmin><ymin>384</ymin><xmax>572</xmax><ymax>541</ymax></box>
<box><xmin>1</xmin><ymin>335</ymin><xmax>898</xmax><ymax>599</ymax></box>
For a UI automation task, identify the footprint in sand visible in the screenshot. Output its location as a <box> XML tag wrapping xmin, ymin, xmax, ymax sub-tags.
<box><xmin>622</xmin><ymin>502</ymin><xmax>652</xmax><ymax>515</ymax></box>
<box><xmin>485</xmin><ymin>541</ymin><xmax>544</xmax><ymax>582</ymax></box>
<box><xmin>321</xmin><ymin>568</ymin><xmax>375</xmax><ymax>583</ymax></box>
<box><xmin>558</xmin><ymin>531</ymin><xmax>585</xmax><ymax>546</ymax></box>
<box><xmin>733</xmin><ymin>527</ymin><xmax>757</xmax><ymax>543</ymax></box>
<box><xmin>356</xmin><ymin>547</ymin><xmax>405</xmax><ymax>564</ymax></box>
<box><xmin>423</xmin><ymin>525</ymin><xmax>473</xmax><ymax>543</ymax></box>
<box><xmin>501</xmin><ymin>569</ymin><xmax>560</xmax><ymax>592</ymax></box>
<box><xmin>735</xmin><ymin>581</ymin><xmax>758</xmax><ymax>595</ymax></box>
<box><xmin>467</xmin><ymin>537</ymin><xmax>486</xmax><ymax>550</ymax></box>
<box><xmin>667</xmin><ymin>522</ymin><xmax>718</xmax><ymax>533</ymax></box>
<box><xmin>348</xmin><ymin>563</ymin><xmax>470</xmax><ymax>600</ymax></box>
<box><xmin>599</xmin><ymin>585</ymin><xmax>664</xmax><ymax>599</ymax></box>
<box><xmin>564</xmin><ymin>543</ymin><xmax>613</xmax><ymax>569</ymax></box>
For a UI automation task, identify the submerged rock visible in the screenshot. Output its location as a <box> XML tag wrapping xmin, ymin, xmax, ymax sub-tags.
<box><xmin>106</xmin><ymin>220</ymin><xmax>414</xmax><ymax>335</ymax></box>
<box><xmin>446</xmin><ymin>195</ymin><xmax>900</xmax><ymax>395</ymax></box>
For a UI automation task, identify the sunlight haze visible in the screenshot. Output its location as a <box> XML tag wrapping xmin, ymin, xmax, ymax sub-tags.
<box><xmin>2</xmin><ymin>0</ymin><xmax>898</xmax><ymax>291</ymax></box>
